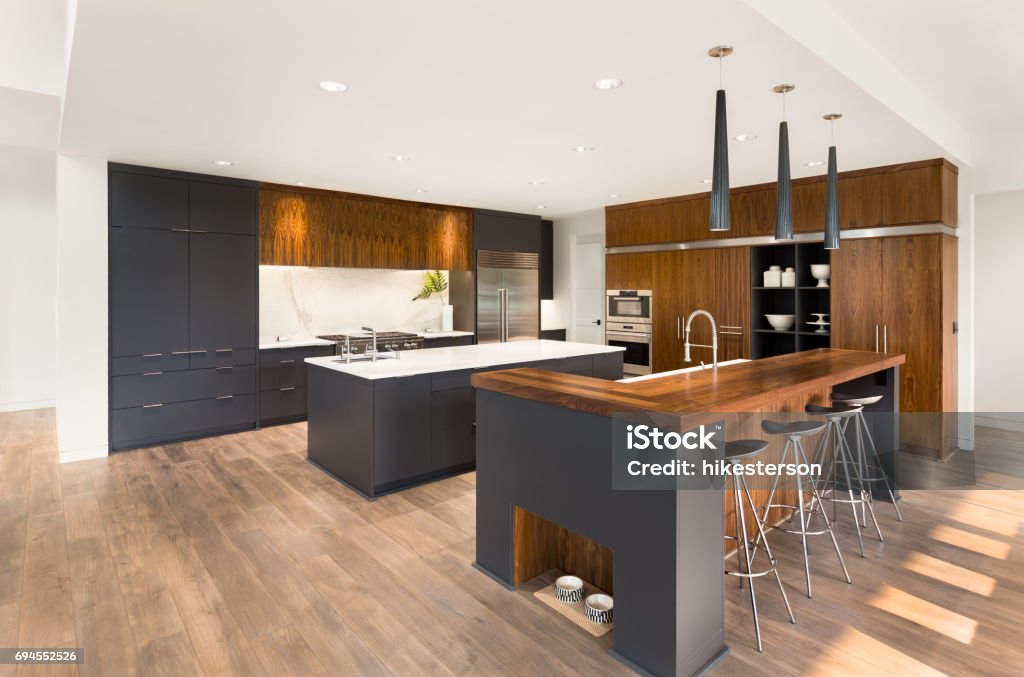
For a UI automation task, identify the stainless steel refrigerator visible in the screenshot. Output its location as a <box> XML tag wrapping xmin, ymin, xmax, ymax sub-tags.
<box><xmin>476</xmin><ymin>250</ymin><xmax>540</xmax><ymax>343</ymax></box>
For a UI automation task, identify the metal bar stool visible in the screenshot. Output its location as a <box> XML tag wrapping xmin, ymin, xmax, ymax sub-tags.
<box><xmin>806</xmin><ymin>403</ymin><xmax>882</xmax><ymax>557</ymax></box>
<box><xmin>830</xmin><ymin>392</ymin><xmax>903</xmax><ymax>522</ymax></box>
<box><xmin>757</xmin><ymin>419</ymin><xmax>851</xmax><ymax>598</ymax></box>
<box><xmin>723</xmin><ymin>439</ymin><xmax>796</xmax><ymax>652</ymax></box>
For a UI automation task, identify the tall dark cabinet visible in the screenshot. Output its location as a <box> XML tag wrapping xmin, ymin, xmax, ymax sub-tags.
<box><xmin>108</xmin><ymin>164</ymin><xmax>259</xmax><ymax>451</ymax></box>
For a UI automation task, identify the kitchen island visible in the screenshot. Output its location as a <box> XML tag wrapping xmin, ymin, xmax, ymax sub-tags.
<box><xmin>305</xmin><ymin>340</ymin><xmax>624</xmax><ymax>498</ymax></box>
<box><xmin>471</xmin><ymin>348</ymin><xmax>904</xmax><ymax>677</ymax></box>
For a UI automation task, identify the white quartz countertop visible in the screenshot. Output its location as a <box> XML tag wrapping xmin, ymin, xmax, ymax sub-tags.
<box><xmin>415</xmin><ymin>330</ymin><xmax>475</xmax><ymax>338</ymax></box>
<box><xmin>305</xmin><ymin>339</ymin><xmax>624</xmax><ymax>380</ymax></box>
<box><xmin>259</xmin><ymin>337</ymin><xmax>337</xmax><ymax>350</ymax></box>
<box><xmin>618</xmin><ymin>359</ymin><xmax>750</xmax><ymax>383</ymax></box>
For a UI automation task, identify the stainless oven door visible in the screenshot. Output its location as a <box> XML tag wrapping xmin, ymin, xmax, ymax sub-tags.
<box><xmin>606</xmin><ymin>331</ymin><xmax>652</xmax><ymax>375</ymax></box>
<box><xmin>607</xmin><ymin>293</ymin><xmax>651</xmax><ymax>324</ymax></box>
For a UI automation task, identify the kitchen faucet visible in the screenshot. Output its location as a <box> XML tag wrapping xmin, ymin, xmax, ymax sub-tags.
<box><xmin>362</xmin><ymin>326</ymin><xmax>377</xmax><ymax>361</ymax></box>
<box><xmin>683</xmin><ymin>309</ymin><xmax>719</xmax><ymax>369</ymax></box>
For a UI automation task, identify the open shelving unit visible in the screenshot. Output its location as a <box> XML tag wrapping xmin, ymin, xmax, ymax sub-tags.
<box><xmin>750</xmin><ymin>243</ymin><xmax>832</xmax><ymax>359</ymax></box>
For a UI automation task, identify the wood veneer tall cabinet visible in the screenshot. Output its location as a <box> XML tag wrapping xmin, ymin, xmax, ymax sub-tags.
<box><xmin>832</xmin><ymin>234</ymin><xmax>958</xmax><ymax>456</ymax></box>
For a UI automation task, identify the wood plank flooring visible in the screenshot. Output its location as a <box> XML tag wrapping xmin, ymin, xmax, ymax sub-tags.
<box><xmin>1</xmin><ymin>409</ymin><xmax>1022</xmax><ymax>676</ymax></box>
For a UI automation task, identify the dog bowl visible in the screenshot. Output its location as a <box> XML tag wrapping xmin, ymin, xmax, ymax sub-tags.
<box><xmin>585</xmin><ymin>593</ymin><xmax>614</xmax><ymax>624</ymax></box>
<box><xmin>554</xmin><ymin>575</ymin><xmax>584</xmax><ymax>604</ymax></box>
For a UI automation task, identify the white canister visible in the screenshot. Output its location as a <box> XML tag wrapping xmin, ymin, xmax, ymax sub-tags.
<box><xmin>441</xmin><ymin>304</ymin><xmax>454</xmax><ymax>332</ymax></box>
<box><xmin>781</xmin><ymin>266</ymin><xmax>796</xmax><ymax>288</ymax></box>
<box><xmin>763</xmin><ymin>265</ymin><xmax>782</xmax><ymax>288</ymax></box>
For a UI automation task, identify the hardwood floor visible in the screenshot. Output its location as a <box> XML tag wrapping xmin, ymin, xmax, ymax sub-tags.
<box><xmin>1</xmin><ymin>410</ymin><xmax>1022</xmax><ymax>676</ymax></box>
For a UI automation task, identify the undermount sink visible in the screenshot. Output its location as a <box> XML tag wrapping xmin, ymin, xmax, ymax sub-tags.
<box><xmin>618</xmin><ymin>359</ymin><xmax>750</xmax><ymax>383</ymax></box>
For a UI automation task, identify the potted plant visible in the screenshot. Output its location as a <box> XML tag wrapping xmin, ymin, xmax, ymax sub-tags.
<box><xmin>412</xmin><ymin>270</ymin><xmax>453</xmax><ymax>331</ymax></box>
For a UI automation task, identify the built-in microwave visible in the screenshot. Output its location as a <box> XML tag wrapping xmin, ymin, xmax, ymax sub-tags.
<box><xmin>606</xmin><ymin>321</ymin><xmax>652</xmax><ymax>376</ymax></box>
<box><xmin>606</xmin><ymin>290</ymin><xmax>652</xmax><ymax>325</ymax></box>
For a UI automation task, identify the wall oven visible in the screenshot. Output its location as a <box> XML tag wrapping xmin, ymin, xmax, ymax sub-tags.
<box><xmin>606</xmin><ymin>321</ymin><xmax>652</xmax><ymax>376</ymax></box>
<box><xmin>607</xmin><ymin>290</ymin><xmax>652</xmax><ymax>324</ymax></box>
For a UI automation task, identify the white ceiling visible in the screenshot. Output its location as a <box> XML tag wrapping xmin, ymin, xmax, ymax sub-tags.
<box><xmin>50</xmin><ymin>0</ymin><xmax>956</xmax><ymax>217</ymax></box>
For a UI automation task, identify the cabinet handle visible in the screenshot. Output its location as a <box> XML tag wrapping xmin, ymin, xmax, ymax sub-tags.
<box><xmin>172</xmin><ymin>350</ymin><xmax>206</xmax><ymax>355</ymax></box>
<box><xmin>216</xmin><ymin>395</ymin><xmax>234</xmax><ymax>400</ymax></box>
<box><xmin>279</xmin><ymin>387</ymin><xmax>296</xmax><ymax>392</ymax></box>
<box><xmin>875</xmin><ymin>325</ymin><xmax>879</xmax><ymax>353</ymax></box>
<box><xmin>142</xmin><ymin>371</ymin><xmax>163</xmax><ymax>377</ymax></box>
<box><xmin>280</xmin><ymin>359</ymin><xmax>296</xmax><ymax>364</ymax></box>
<box><xmin>142</xmin><ymin>403</ymin><xmax>163</xmax><ymax>408</ymax></box>
<box><xmin>142</xmin><ymin>353</ymin><xmax>163</xmax><ymax>358</ymax></box>
<box><xmin>170</xmin><ymin>228</ymin><xmax>209</xmax><ymax>233</ymax></box>
<box><xmin>215</xmin><ymin>348</ymin><xmax>233</xmax><ymax>353</ymax></box>
<box><xmin>883</xmin><ymin>325</ymin><xmax>888</xmax><ymax>353</ymax></box>
<box><xmin>215</xmin><ymin>366</ymin><xmax>233</xmax><ymax>371</ymax></box>
<box><xmin>677</xmin><ymin>317</ymin><xmax>681</xmax><ymax>339</ymax></box>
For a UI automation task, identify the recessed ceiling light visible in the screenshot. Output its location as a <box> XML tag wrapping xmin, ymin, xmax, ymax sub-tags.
<box><xmin>700</xmin><ymin>178</ymin><xmax>713</xmax><ymax>184</ymax></box>
<box><xmin>528</xmin><ymin>180</ymin><xmax>545</xmax><ymax>185</ymax></box>
<box><xmin>608</xmin><ymin>193</ymin><xmax>620</xmax><ymax>198</ymax></box>
<box><xmin>593</xmin><ymin>78</ymin><xmax>623</xmax><ymax>90</ymax></box>
<box><xmin>571</xmin><ymin>146</ymin><xmax>595</xmax><ymax>153</ymax></box>
<box><xmin>733</xmin><ymin>134</ymin><xmax>758</xmax><ymax>142</ymax></box>
<box><xmin>319</xmin><ymin>81</ymin><xmax>348</xmax><ymax>93</ymax></box>
<box><xmin>804</xmin><ymin>160</ymin><xmax>825</xmax><ymax>167</ymax></box>
<box><xmin>211</xmin><ymin>160</ymin><xmax>233</xmax><ymax>166</ymax></box>
<box><xmin>391</xmin><ymin>155</ymin><xmax>411</xmax><ymax>161</ymax></box>
<box><xmin>415</xmin><ymin>188</ymin><xmax>428</xmax><ymax>193</ymax></box>
<box><xmin>536</xmin><ymin>205</ymin><xmax>547</xmax><ymax>209</ymax></box>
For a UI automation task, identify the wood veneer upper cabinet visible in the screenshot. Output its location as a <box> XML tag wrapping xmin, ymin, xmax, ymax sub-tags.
<box><xmin>792</xmin><ymin>181</ymin><xmax>826</xmax><ymax>233</ymax></box>
<box><xmin>605</xmin><ymin>253</ymin><xmax>655</xmax><ymax>290</ymax></box>
<box><xmin>839</xmin><ymin>173</ymin><xmax>882</xmax><ymax>229</ymax></box>
<box><xmin>715</xmin><ymin>247</ymin><xmax>750</xmax><ymax>361</ymax></box>
<box><xmin>258</xmin><ymin>185</ymin><xmax>472</xmax><ymax>270</ymax></box>
<box><xmin>831</xmin><ymin>237</ymin><xmax>884</xmax><ymax>351</ymax></box>
<box><xmin>881</xmin><ymin>162</ymin><xmax>958</xmax><ymax>226</ymax></box>
<box><xmin>651</xmin><ymin>250</ymin><xmax>717</xmax><ymax>372</ymax></box>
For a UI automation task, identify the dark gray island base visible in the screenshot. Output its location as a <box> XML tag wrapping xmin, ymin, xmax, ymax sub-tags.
<box><xmin>471</xmin><ymin>349</ymin><xmax>904</xmax><ymax>676</ymax></box>
<box><xmin>306</xmin><ymin>341</ymin><xmax>624</xmax><ymax>499</ymax></box>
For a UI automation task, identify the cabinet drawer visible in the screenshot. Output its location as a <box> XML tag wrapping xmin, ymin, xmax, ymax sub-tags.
<box><xmin>189</xmin><ymin>348</ymin><xmax>256</xmax><ymax>369</ymax></box>
<box><xmin>423</xmin><ymin>335</ymin><xmax>475</xmax><ymax>349</ymax></box>
<box><xmin>112</xmin><ymin>394</ymin><xmax>256</xmax><ymax>447</ymax></box>
<box><xmin>112</xmin><ymin>366</ymin><xmax>255</xmax><ymax>409</ymax></box>
<box><xmin>111</xmin><ymin>352</ymin><xmax>190</xmax><ymax>377</ymax></box>
<box><xmin>260</xmin><ymin>346</ymin><xmax>325</xmax><ymax>364</ymax></box>
<box><xmin>431</xmin><ymin>369</ymin><xmax>472</xmax><ymax>392</ymax></box>
<box><xmin>260</xmin><ymin>360</ymin><xmax>309</xmax><ymax>391</ymax></box>
<box><xmin>259</xmin><ymin>387</ymin><xmax>308</xmax><ymax>421</ymax></box>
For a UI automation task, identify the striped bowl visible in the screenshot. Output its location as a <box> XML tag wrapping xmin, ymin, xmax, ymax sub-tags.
<box><xmin>554</xmin><ymin>575</ymin><xmax>584</xmax><ymax>604</ymax></box>
<box><xmin>585</xmin><ymin>594</ymin><xmax>614</xmax><ymax>624</ymax></box>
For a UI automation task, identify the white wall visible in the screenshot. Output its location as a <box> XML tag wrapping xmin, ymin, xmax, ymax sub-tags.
<box><xmin>550</xmin><ymin>208</ymin><xmax>605</xmax><ymax>341</ymax></box>
<box><xmin>55</xmin><ymin>154</ymin><xmax>107</xmax><ymax>462</ymax></box>
<box><xmin>973</xmin><ymin>188</ymin><xmax>1024</xmax><ymax>431</ymax></box>
<box><xmin>0</xmin><ymin>144</ymin><xmax>57</xmax><ymax>411</ymax></box>
<box><xmin>260</xmin><ymin>266</ymin><xmax>452</xmax><ymax>342</ymax></box>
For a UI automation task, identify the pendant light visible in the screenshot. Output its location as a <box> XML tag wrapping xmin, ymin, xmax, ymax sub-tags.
<box><xmin>823</xmin><ymin>113</ymin><xmax>842</xmax><ymax>249</ymax></box>
<box><xmin>708</xmin><ymin>45</ymin><xmax>733</xmax><ymax>232</ymax></box>
<box><xmin>773</xmin><ymin>84</ymin><xmax>795</xmax><ymax>240</ymax></box>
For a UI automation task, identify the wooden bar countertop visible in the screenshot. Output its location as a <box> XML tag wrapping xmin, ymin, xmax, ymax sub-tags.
<box><xmin>471</xmin><ymin>348</ymin><xmax>905</xmax><ymax>418</ymax></box>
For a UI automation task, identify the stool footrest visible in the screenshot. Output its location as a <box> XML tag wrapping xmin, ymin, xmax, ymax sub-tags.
<box><xmin>724</xmin><ymin>537</ymin><xmax>779</xmax><ymax>578</ymax></box>
<box><xmin>757</xmin><ymin>503</ymin><xmax>834</xmax><ymax>536</ymax></box>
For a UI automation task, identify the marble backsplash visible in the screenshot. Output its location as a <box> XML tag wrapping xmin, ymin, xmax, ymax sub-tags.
<box><xmin>259</xmin><ymin>266</ymin><xmax>451</xmax><ymax>342</ymax></box>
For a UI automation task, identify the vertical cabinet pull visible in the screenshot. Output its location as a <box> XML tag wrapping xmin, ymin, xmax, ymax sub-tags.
<box><xmin>883</xmin><ymin>325</ymin><xmax>888</xmax><ymax>353</ymax></box>
<box><xmin>875</xmin><ymin>325</ymin><xmax>879</xmax><ymax>353</ymax></box>
<box><xmin>677</xmin><ymin>317</ymin><xmax>681</xmax><ymax>339</ymax></box>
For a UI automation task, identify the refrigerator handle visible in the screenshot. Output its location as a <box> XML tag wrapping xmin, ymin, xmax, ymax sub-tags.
<box><xmin>499</xmin><ymin>288</ymin><xmax>508</xmax><ymax>342</ymax></box>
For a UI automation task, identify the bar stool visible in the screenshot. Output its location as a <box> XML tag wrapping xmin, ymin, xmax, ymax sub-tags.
<box><xmin>830</xmin><ymin>392</ymin><xmax>903</xmax><ymax>522</ymax></box>
<box><xmin>723</xmin><ymin>439</ymin><xmax>796</xmax><ymax>652</ymax></box>
<box><xmin>806</xmin><ymin>403</ymin><xmax>882</xmax><ymax>557</ymax></box>
<box><xmin>758</xmin><ymin>419</ymin><xmax>851</xmax><ymax>598</ymax></box>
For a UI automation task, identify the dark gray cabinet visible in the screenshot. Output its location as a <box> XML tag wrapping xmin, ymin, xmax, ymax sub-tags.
<box><xmin>259</xmin><ymin>344</ymin><xmax>335</xmax><ymax>425</ymax></box>
<box><xmin>110</xmin><ymin>228</ymin><xmax>189</xmax><ymax>357</ymax></box>
<box><xmin>430</xmin><ymin>387</ymin><xmax>476</xmax><ymax>470</ymax></box>
<box><xmin>109</xmin><ymin>164</ymin><xmax>258</xmax><ymax>451</ymax></box>
<box><xmin>189</xmin><ymin>233</ymin><xmax>257</xmax><ymax>351</ymax></box>
<box><xmin>109</xmin><ymin>171</ymin><xmax>188</xmax><ymax>230</ymax></box>
<box><xmin>373</xmin><ymin>375</ymin><xmax>432</xmax><ymax>487</ymax></box>
<box><xmin>473</xmin><ymin>209</ymin><xmax>542</xmax><ymax>253</ymax></box>
<box><xmin>541</xmin><ymin>219</ymin><xmax>553</xmax><ymax>300</ymax></box>
<box><xmin>189</xmin><ymin>182</ymin><xmax>258</xmax><ymax>235</ymax></box>
<box><xmin>422</xmin><ymin>334</ymin><xmax>475</xmax><ymax>349</ymax></box>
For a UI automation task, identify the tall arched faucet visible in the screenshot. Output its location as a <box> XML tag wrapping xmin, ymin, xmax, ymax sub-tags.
<box><xmin>683</xmin><ymin>310</ymin><xmax>718</xmax><ymax>369</ymax></box>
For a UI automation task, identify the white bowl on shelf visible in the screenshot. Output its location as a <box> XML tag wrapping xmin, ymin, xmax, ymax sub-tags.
<box><xmin>765</xmin><ymin>314</ymin><xmax>795</xmax><ymax>331</ymax></box>
<box><xmin>810</xmin><ymin>264</ymin><xmax>831</xmax><ymax>288</ymax></box>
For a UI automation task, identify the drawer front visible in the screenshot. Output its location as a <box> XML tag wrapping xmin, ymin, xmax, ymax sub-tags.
<box><xmin>543</xmin><ymin>355</ymin><xmax>593</xmax><ymax>374</ymax></box>
<box><xmin>189</xmin><ymin>348</ymin><xmax>256</xmax><ymax>369</ymax></box>
<box><xmin>423</xmin><ymin>335</ymin><xmax>475</xmax><ymax>349</ymax></box>
<box><xmin>260</xmin><ymin>360</ymin><xmax>309</xmax><ymax>391</ymax></box>
<box><xmin>112</xmin><ymin>366</ymin><xmax>256</xmax><ymax>409</ymax></box>
<box><xmin>260</xmin><ymin>345</ymin><xmax>322</xmax><ymax>364</ymax></box>
<box><xmin>111</xmin><ymin>352</ymin><xmax>190</xmax><ymax>377</ymax></box>
<box><xmin>260</xmin><ymin>387</ymin><xmax>308</xmax><ymax>421</ymax></box>
<box><xmin>112</xmin><ymin>394</ymin><xmax>256</xmax><ymax>446</ymax></box>
<box><xmin>430</xmin><ymin>369</ymin><xmax>472</xmax><ymax>392</ymax></box>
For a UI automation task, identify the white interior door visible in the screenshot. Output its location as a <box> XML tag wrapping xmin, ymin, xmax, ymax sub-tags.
<box><xmin>572</xmin><ymin>237</ymin><xmax>605</xmax><ymax>344</ymax></box>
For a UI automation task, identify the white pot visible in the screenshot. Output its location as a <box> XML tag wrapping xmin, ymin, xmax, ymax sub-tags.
<box><xmin>441</xmin><ymin>304</ymin><xmax>454</xmax><ymax>332</ymax></box>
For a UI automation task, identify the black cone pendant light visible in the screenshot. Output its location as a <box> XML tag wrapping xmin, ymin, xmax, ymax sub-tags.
<box><xmin>823</xmin><ymin>113</ymin><xmax>842</xmax><ymax>249</ymax></box>
<box><xmin>708</xmin><ymin>45</ymin><xmax>733</xmax><ymax>232</ymax></box>
<box><xmin>773</xmin><ymin>84</ymin><xmax>795</xmax><ymax>240</ymax></box>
